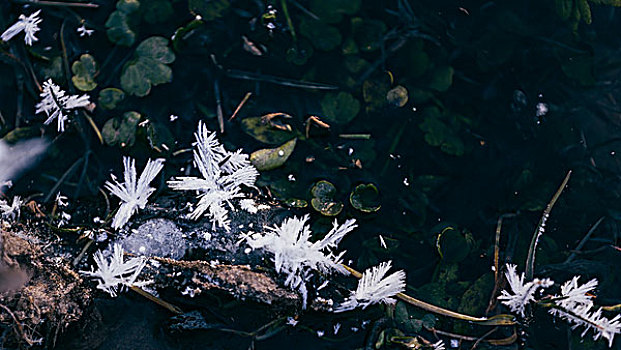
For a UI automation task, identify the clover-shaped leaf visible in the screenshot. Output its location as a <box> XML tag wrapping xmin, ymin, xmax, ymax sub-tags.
<box><xmin>98</xmin><ymin>88</ymin><xmax>125</xmax><ymax>110</ymax></box>
<box><xmin>120</xmin><ymin>36</ymin><xmax>176</xmax><ymax>97</ymax></box>
<box><xmin>102</xmin><ymin>111</ymin><xmax>141</xmax><ymax>147</ymax></box>
<box><xmin>71</xmin><ymin>54</ymin><xmax>98</xmax><ymax>91</ymax></box>
<box><xmin>310</xmin><ymin>180</ymin><xmax>343</xmax><ymax>216</ymax></box>
<box><xmin>321</xmin><ymin>91</ymin><xmax>360</xmax><ymax>124</ymax></box>
<box><xmin>300</xmin><ymin>18</ymin><xmax>342</xmax><ymax>51</ymax></box>
<box><xmin>105</xmin><ymin>6</ymin><xmax>137</xmax><ymax>46</ymax></box>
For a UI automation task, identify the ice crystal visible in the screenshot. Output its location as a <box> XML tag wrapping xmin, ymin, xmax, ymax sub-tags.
<box><xmin>80</xmin><ymin>243</ymin><xmax>151</xmax><ymax>297</ymax></box>
<box><xmin>76</xmin><ymin>24</ymin><xmax>94</xmax><ymax>37</ymax></box>
<box><xmin>1</xmin><ymin>10</ymin><xmax>41</xmax><ymax>46</ymax></box>
<box><xmin>168</xmin><ymin>121</ymin><xmax>258</xmax><ymax>230</ymax></box>
<box><xmin>497</xmin><ymin>264</ymin><xmax>553</xmax><ymax>317</ymax></box>
<box><xmin>245</xmin><ymin>215</ymin><xmax>357</xmax><ymax>308</ymax></box>
<box><xmin>105</xmin><ymin>157</ymin><xmax>165</xmax><ymax>230</ymax></box>
<box><xmin>549</xmin><ymin>277</ymin><xmax>620</xmax><ymax>347</ymax></box>
<box><xmin>0</xmin><ymin>196</ymin><xmax>22</xmax><ymax>221</ymax></box>
<box><xmin>35</xmin><ymin>79</ymin><xmax>91</xmax><ymax>132</ymax></box>
<box><xmin>334</xmin><ymin>261</ymin><xmax>406</xmax><ymax>312</ymax></box>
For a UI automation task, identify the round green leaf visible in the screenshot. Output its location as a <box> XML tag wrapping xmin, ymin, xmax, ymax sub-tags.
<box><xmin>120</xmin><ymin>63</ymin><xmax>151</xmax><ymax>97</ymax></box>
<box><xmin>321</xmin><ymin>92</ymin><xmax>360</xmax><ymax>124</ymax></box>
<box><xmin>71</xmin><ymin>54</ymin><xmax>98</xmax><ymax>91</ymax></box>
<box><xmin>105</xmin><ymin>11</ymin><xmax>136</xmax><ymax>46</ymax></box>
<box><xmin>300</xmin><ymin>19</ymin><xmax>342</xmax><ymax>51</ymax></box>
<box><xmin>429</xmin><ymin>66</ymin><xmax>454</xmax><ymax>92</ymax></box>
<box><xmin>350</xmin><ymin>183</ymin><xmax>381</xmax><ymax>213</ymax></box>
<box><xmin>250</xmin><ymin>138</ymin><xmax>297</xmax><ymax>171</ymax></box>
<box><xmin>386</xmin><ymin>86</ymin><xmax>408</xmax><ymax>108</ymax></box>
<box><xmin>311</xmin><ymin>180</ymin><xmax>337</xmax><ymax>200</ymax></box>
<box><xmin>351</xmin><ymin>17</ymin><xmax>386</xmax><ymax>52</ymax></box>
<box><xmin>309</xmin><ymin>0</ymin><xmax>360</xmax><ymax>23</ymax></box>
<box><xmin>142</xmin><ymin>0</ymin><xmax>173</xmax><ymax>24</ymax></box>
<box><xmin>102</xmin><ymin>111</ymin><xmax>141</xmax><ymax>147</ymax></box>
<box><xmin>311</xmin><ymin>198</ymin><xmax>343</xmax><ymax>216</ymax></box>
<box><xmin>189</xmin><ymin>0</ymin><xmax>230</xmax><ymax>21</ymax></box>
<box><xmin>241</xmin><ymin>117</ymin><xmax>296</xmax><ymax>144</ymax></box>
<box><xmin>436</xmin><ymin>227</ymin><xmax>470</xmax><ymax>263</ymax></box>
<box><xmin>98</xmin><ymin>88</ymin><xmax>125</xmax><ymax>110</ymax></box>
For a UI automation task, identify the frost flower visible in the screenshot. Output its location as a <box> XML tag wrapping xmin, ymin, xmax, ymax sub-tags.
<box><xmin>549</xmin><ymin>276</ymin><xmax>620</xmax><ymax>347</ymax></box>
<box><xmin>246</xmin><ymin>215</ymin><xmax>357</xmax><ymax>308</ymax></box>
<box><xmin>105</xmin><ymin>157</ymin><xmax>165</xmax><ymax>230</ymax></box>
<box><xmin>168</xmin><ymin>121</ymin><xmax>258</xmax><ymax>230</ymax></box>
<box><xmin>35</xmin><ymin>79</ymin><xmax>91</xmax><ymax>132</ymax></box>
<box><xmin>497</xmin><ymin>264</ymin><xmax>553</xmax><ymax>317</ymax></box>
<box><xmin>334</xmin><ymin>261</ymin><xmax>406</xmax><ymax>312</ymax></box>
<box><xmin>1</xmin><ymin>10</ymin><xmax>42</xmax><ymax>46</ymax></box>
<box><xmin>0</xmin><ymin>196</ymin><xmax>22</xmax><ymax>221</ymax></box>
<box><xmin>80</xmin><ymin>243</ymin><xmax>151</xmax><ymax>297</ymax></box>
<box><xmin>76</xmin><ymin>24</ymin><xmax>94</xmax><ymax>37</ymax></box>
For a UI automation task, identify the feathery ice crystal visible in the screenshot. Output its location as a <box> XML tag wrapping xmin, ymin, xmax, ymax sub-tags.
<box><xmin>168</xmin><ymin>121</ymin><xmax>258</xmax><ymax>230</ymax></box>
<box><xmin>548</xmin><ymin>276</ymin><xmax>621</xmax><ymax>347</ymax></box>
<box><xmin>35</xmin><ymin>79</ymin><xmax>91</xmax><ymax>132</ymax></box>
<box><xmin>80</xmin><ymin>243</ymin><xmax>150</xmax><ymax>297</ymax></box>
<box><xmin>498</xmin><ymin>264</ymin><xmax>621</xmax><ymax>347</ymax></box>
<box><xmin>245</xmin><ymin>215</ymin><xmax>357</xmax><ymax>308</ymax></box>
<box><xmin>105</xmin><ymin>157</ymin><xmax>165</xmax><ymax>230</ymax></box>
<box><xmin>334</xmin><ymin>260</ymin><xmax>406</xmax><ymax>312</ymax></box>
<box><xmin>1</xmin><ymin>10</ymin><xmax>42</xmax><ymax>46</ymax></box>
<box><xmin>0</xmin><ymin>196</ymin><xmax>22</xmax><ymax>221</ymax></box>
<box><xmin>497</xmin><ymin>263</ymin><xmax>553</xmax><ymax>317</ymax></box>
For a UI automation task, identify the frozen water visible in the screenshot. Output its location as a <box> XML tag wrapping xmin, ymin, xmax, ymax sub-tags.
<box><xmin>119</xmin><ymin>218</ymin><xmax>189</xmax><ymax>260</ymax></box>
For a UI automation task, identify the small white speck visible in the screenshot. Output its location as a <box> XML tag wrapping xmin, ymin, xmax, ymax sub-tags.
<box><xmin>288</xmin><ymin>174</ymin><xmax>296</xmax><ymax>182</ymax></box>
<box><xmin>379</xmin><ymin>235</ymin><xmax>387</xmax><ymax>249</ymax></box>
<box><xmin>348</xmin><ymin>148</ymin><xmax>354</xmax><ymax>156</ymax></box>
<box><xmin>286</xmin><ymin>317</ymin><xmax>298</xmax><ymax>326</ymax></box>
<box><xmin>244</xmin><ymin>247</ymin><xmax>251</xmax><ymax>254</ymax></box>
<box><xmin>536</xmin><ymin>102</ymin><xmax>549</xmax><ymax>117</ymax></box>
<box><xmin>450</xmin><ymin>339</ymin><xmax>459</xmax><ymax>348</ymax></box>
<box><xmin>333</xmin><ymin>323</ymin><xmax>341</xmax><ymax>335</ymax></box>
<box><xmin>139</xmin><ymin>246</ymin><xmax>146</xmax><ymax>253</ymax></box>
<box><xmin>403</xmin><ymin>177</ymin><xmax>409</xmax><ymax>186</ymax></box>
<box><xmin>317</xmin><ymin>330</ymin><xmax>324</xmax><ymax>337</ymax></box>
<box><xmin>412</xmin><ymin>107</ymin><xmax>417</xmax><ymax>111</ymax></box>
<box><xmin>161</xmin><ymin>144</ymin><xmax>169</xmax><ymax>151</ymax></box>
<box><xmin>138</xmin><ymin>119</ymin><xmax>150</xmax><ymax>127</ymax></box>
<box><xmin>491</xmin><ymin>265</ymin><xmax>496</xmax><ymax>271</ymax></box>
<box><xmin>317</xmin><ymin>280</ymin><xmax>329</xmax><ymax>290</ymax></box>
<box><xmin>278</xmin><ymin>150</ymin><xmax>285</xmax><ymax>156</ymax></box>
<box><xmin>611</xmin><ymin>151</ymin><xmax>616</xmax><ymax>156</ymax></box>
<box><xmin>169</xmin><ymin>114</ymin><xmax>178</xmax><ymax>122</ymax></box>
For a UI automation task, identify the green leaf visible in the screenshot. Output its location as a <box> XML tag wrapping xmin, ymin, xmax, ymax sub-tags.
<box><xmin>310</xmin><ymin>180</ymin><xmax>343</xmax><ymax>216</ymax></box>
<box><xmin>142</xmin><ymin>0</ymin><xmax>173</xmax><ymax>24</ymax></box>
<box><xmin>120</xmin><ymin>36</ymin><xmax>176</xmax><ymax>96</ymax></box>
<box><xmin>350</xmin><ymin>183</ymin><xmax>381</xmax><ymax>213</ymax></box>
<box><xmin>362</xmin><ymin>78</ymin><xmax>390</xmax><ymax>112</ymax></box>
<box><xmin>321</xmin><ymin>92</ymin><xmax>360</xmax><ymax>124</ymax></box>
<box><xmin>189</xmin><ymin>0</ymin><xmax>230</xmax><ymax>21</ymax></box>
<box><xmin>71</xmin><ymin>54</ymin><xmax>98</xmax><ymax>91</ymax></box>
<box><xmin>105</xmin><ymin>10</ymin><xmax>136</xmax><ymax>46</ymax></box>
<box><xmin>436</xmin><ymin>227</ymin><xmax>470</xmax><ymax>263</ymax></box>
<box><xmin>351</xmin><ymin>17</ymin><xmax>386</xmax><ymax>52</ymax></box>
<box><xmin>117</xmin><ymin>0</ymin><xmax>140</xmax><ymax>13</ymax></box>
<box><xmin>286</xmin><ymin>39</ymin><xmax>314</xmax><ymax>65</ymax></box>
<box><xmin>429</xmin><ymin>66</ymin><xmax>454</xmax><ymax>92</ymax></box>
<box><xmin>299</xmin><ymin>18</ymin><xmax>342</xmax><ymax>51</ymax></box>
<box><xmin>386</xmin><ymin>85</ymin><xmax>409</xmax><ymax>108</ymax></box>
<box><xmin>250</xmin><ymin>138</ymin><xmax>297</xmax><ymax>171</ymax></box>
<box><xmin>102</xmin><ymin>111</ymin><xmax>141</xmax><ymax>147</ymax></box>
<box><xmin>98</xmin><ymin>88</ymin><xmax>125</xmax><ymax>110</ymax></box>
<box><xmin>309</xmin><ymin>0</ymin><xmax>360</xmax><ymax>23</ymax></box>
<box><xmin>241</xmin><ymin>116</ymin><xmax>296</xmax><ymax>144</ymax></box>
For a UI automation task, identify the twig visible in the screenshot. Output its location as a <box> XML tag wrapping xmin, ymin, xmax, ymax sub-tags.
<box><xmin>430</xmin><ymin>326</ymin><xmax>517</xmax><ymax>346</ymax></box>
<box><xmin>214</xmin><ymin>79</ymin><xmax>224</xmax><ymax>133</ymax></box>
<box><xmin>130</xmin><ymin>286</ymin><xmax>184</xmax><ymax>315</ymax></box>
<box><xmin>486</xmin><ymin>213</ymin><xmax>517</xmax><ymax>314</ymax></box>
<box><xmin>11</xmin><ymin>0</ymin><xmax>99</xmax><ymax>8</ymax></box>
<box><xmin>0</xmin><ymin>302</ymin><xmax>40</xmax><ymax>346</ymax></box>
<box><xmin>338</xmin><ymin>133</ymin><xmax>371</xmax><ymax>139</ymax></box>
<box><xmin>289</xmin><ymin>0</ymin><xmax>319</xmax><ymax>20</ymax></box>
<box><xmin>525</xmin><ymin>170</ymin><xmax>572</xmax><ymax>280</ymax></box>
<box><xmin>44</xmin><ymin>156</ymin><xmax>82</xmax><ymax>203</ymax></box>
<box><xmin>341</xmin><ymin>265</ymin><xmax>516</xmax><ymax>326</ymax></box>
<box><xmin>564</xmin><ymin>216</ymin><xmax>605</xmax><ymax>264</ymax></box>
<box><xmin>229</xmin><ymin>92</ymin><xmax>252</xmax><ymax>121</ymax></box>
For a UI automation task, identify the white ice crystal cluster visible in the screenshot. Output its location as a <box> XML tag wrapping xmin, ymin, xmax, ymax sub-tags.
<box><xmin>1</xmin><ymin>10</ymin><xmax>42</xmax><ymax>46</ymax></box>
<box><xmin>497</xmin><ymin>264</ymin><xmax>554</xmax><ymax>317</ymax></box>
<box><xmin>245</xmin><ymin>215</ymin><xmax>357</xmax><ymax>309</ymax></box>
<box><xmin>498</xmin><ymin>264</ymin><xmax>621</xmax><ymax>347</ymax></box>
<box><xmin>105</xmin><ymin>157</ymin><xmax>165</xmax><ymax>230</ymax></box>
<box><xmin>168</xmin><ymin>121</ymin><xmax>258</xmax><ymax>230</ymax></box>
<box><xmin>35</xmin><ymin>79</ymin><xmax>91</xmax><ymax>132</ymax></box>
<box><xmin>0</xmin><ymin>196</ymin><xmax>22</xmax><ymax>222</ymax></box>
<box><xmin>80</xmin><ymin>243</ymin><xmax>151</xmax><ymax>297</ymax></box>
<box><xmin>334</xmin><ymin>260</ymin><xmax>406</xmax><ymax>312</ymax></box>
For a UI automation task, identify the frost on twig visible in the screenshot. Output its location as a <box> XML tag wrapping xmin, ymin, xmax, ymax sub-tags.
<box><xmin>497</xmin><ymin>264</ymin><xmax>554</xmax><ymax>317</ymax></box>
<box><xmin>498</xmin><ymin>264</ymin><xmax>621</xmax><ymax>347</ymax></box>
<box><xmin>35</xmin><ymin>79</ymin><xmax>91</xmax><ymax>132</ymax></box>
<box><xmin>333</xmin><ymin>261</ymin><xmax>406</xmax><ymax>312</ymax></box>
<box><xmin>1</xmin><ymin>10</ymin><xmax>42</xmax><ymax>46</ymax></box>
<box><xmin>245</xmin><ymin>215</ymin><xmax>357</xmax><ymax>309</ymax></box>
<box><xmin>80</xmin><ymin>243</ymin><xmax>151</xmax><ymax>297</ymax></box>
<box><xmin>168</xmin><ymin>121</ymin><xmax>258</xmax><ymax>230</ymax></box>
<box><xmin>105</xmin><ymin>157</ymin><xmax>165</xmax><ymax>230</ymax></box>
<box><xmin>0</xmin><ymin>196</ymin><xmax>22</xmax><ymax>221</ymax></box>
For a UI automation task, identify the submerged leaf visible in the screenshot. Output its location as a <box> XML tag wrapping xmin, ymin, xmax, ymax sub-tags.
<box><xmin>71</xmin><ymin>54</ymin><xmax>98</xmax><ymax>91</ymax></box>
<box><xmin>321</xmin><ymin>92</ymin><xmax>360</xmax><ymax>124</ymax></box>
<box><xmin>241</xmin><ymin>116</ymin><xmax>296</xmax><ymax>144</ymax></box>
<box><xmin>300</xmin><ymin>19</ymin><xmax>342</xmax><ymax>51</ymax></box>
<box><xmin>350</xmin><ymin>183</ymin><xmax>381</xmax><ymax>213</ymax></box>
<box><xmin>98</xmin><ymin>88</ymin><xmax>125</xmax><ymax>110</ymax></box>
<box><xmin>310</xmin><ymin>180</ymin><xmax>343</xmax><ymax>216</ymax></box>
<box><xmin>189</xmin><ymin>0</ymin><xmax>230</xmax><ymax>21</ymax></box>
<box><xmin>250</xmin><ymin>138</ymin><xmax>297</xmax><ymax>171</ymax></box>
<box><xmin>105</xmin><ymin>10</ymin><xmax>136</xmax><ymax>46</ymax></box>
<box><xmin>120</xmin><ymin>36</ymin><xmax>176</xmax><ymax>96</ymax></box>
<box><xmin>102</xmin><ymin>111</ymin><xmax>141</xmax><ymax>147</ymax></box>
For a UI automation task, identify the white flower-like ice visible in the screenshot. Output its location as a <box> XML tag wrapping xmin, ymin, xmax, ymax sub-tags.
<box><xmin>35</xmin><ymin>79</ymin><xmax>91</xmax><ymax>132</ymax></box>
<box><xmin>0</xmin><ymin>196</ymin><xmax>22</xmax><ymax>221</ymax></box>
<box><xmin>80</xmin><ymin>243</ymin><xmax>151</xmax><ymax>297</ymax></box>
<box><xmin>334</xmin><ymin>260</ymin><xmax>406</xmax><ymax>312</ymax></box>
<box><xmin>1</xmin><ymin>10</ymin><xmax>42</xmax><ymax>46</ymax></box>
<box><xmin>497</xmin><ymin>263</ymin><xmax>554</xmax><ymax>317</ymax></box>
<box><xmin>105</xmin><ymin>157</ymin><xmax>165</xmax><ymax>230</ymax></box>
